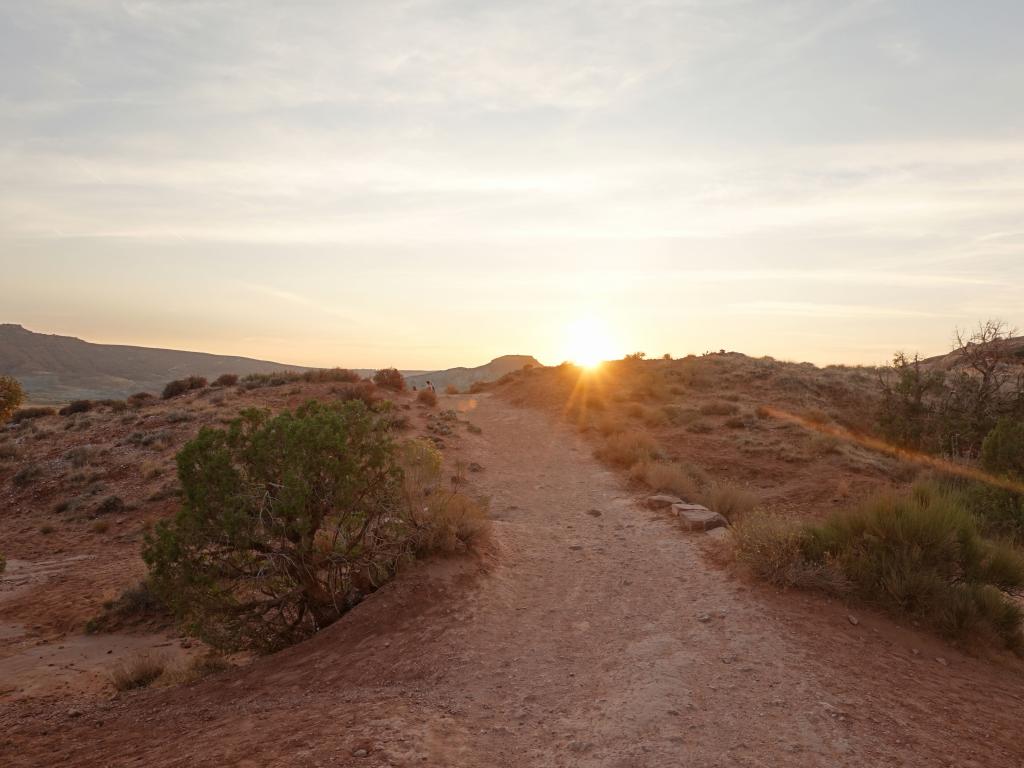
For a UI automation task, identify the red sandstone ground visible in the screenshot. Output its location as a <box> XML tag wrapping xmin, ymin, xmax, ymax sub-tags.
<box><xmin>2</xmin><ymin>381</ymin><xmax>1023</xmax><ymax>766</ymax></box>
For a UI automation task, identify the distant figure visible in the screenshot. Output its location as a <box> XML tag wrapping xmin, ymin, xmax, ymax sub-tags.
<box><xmin>427</xmin><ymin>380</ymin><xmax>436</xmax><ymax>394</ymax></box>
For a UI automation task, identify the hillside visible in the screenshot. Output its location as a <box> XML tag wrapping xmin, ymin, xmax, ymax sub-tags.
<box><xmin>0</xmin><ymin>325</ymin><xmax>311</xmax><ymax>403</ymax></box>
<box><xmin>2</xmin><ymin>372</ymin><xmax>1023</xmax><ymax>766</ymax></box>
<box><xmin>406</xmin><ymin>355</ymin><xmax>541</xmax><ymax>392</ymax></box>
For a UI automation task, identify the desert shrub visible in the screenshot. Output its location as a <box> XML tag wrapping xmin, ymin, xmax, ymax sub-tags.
<box><xmin>332</xmin><ymin>381</ymin><xmax>380</xmax><ymax>408</ymax></box>
<box><xmin>700</xmin><ymin>401</ymin><xmax>740</xmax><ymax>417</ymax></box>
<box><xmin>595</xmin><ymin>415</ymin><xmax>626</xmax><ymax>437</ymax></box>
<box><xmin>733</xmin><ymin>514</ymin><xmax>821</xmax><ymax>586</ymax></box>
<box><xmin>631</xmin><ymin>460</ymin><xmax>701</xmax><ymax>500</ymax></box>
<box><xmin>960</xmin><ymin>482</ymin><xmax>1024</xmax><ymax>542</ymax></box>
<box><xmin>87</xmin><ymin>580</ymin><xmax>167</xmax><ymax>634</ymax></box>
<box><xmin>468</xmin><ymin>381</ymin><xmax>489</xmax><ymax>394</ymax></box>
<box><xmin>0</xmin><ymin>441</ymin><xmax>21</xmax><ymax>461</ymax></box>
<box><xmin>686</xmin><ymin>421</ymin><xmax>713</xmax><ymax>434</ymax></box>
<box><xmin>595</xmin><ymin>431</ymin><xmax>658</xmax><ymax>468</ymax></box>
<box><xmin>65</xmin><ymin>445</ymin><xmax>98</xmax><ymax>468</ymax></box>
<box><xmin>399</xmin><ymin>438</ymin><xmax>489</xmax><ymax>553</ymax></box>
<box><xmin>213</xmin><ymin>373</ymin><xmax>239</xmax><ymax>387</ymax></box>
<box><xmin>981</xmin><ymin>419</ymin><xmax>1024</xmax><ymax>479</ymax></box>
<box><xmin>59</xmin><ymin>400</ymin><xmax>94</xmax><ymax>416</ymax></box>
<box><xmin>11</xmin><ymin>406</ymin><xmax>56</xmax><ymax>423</ymax></box>
<box><xmin>703</xmin><ymin>482</ymin><xmax>760</xmax><ymax>521</ymax></box>
<box><xmin>143</xmin><ymin>400</ymin><xmax>410</xmax><ymax>652</ymax></box>
<box><xmin>240</xmin><ymin>371</ymin><xmax>302</xmax><ymax>390</ymax></box>
<box><xmin>801</xmin><ymin>484</ymin><xmax>1023</xmax><ymax>648</ymax></box>
<box><xmin>302</xmin><ymin>368</ymin><xmax>361</xmax><ymax>384</ymax></box>
<box><xmin>12</xmin><ymin>463</ymin><xmax>42</xmax><ymax>487</ymax></box>
<box><xmin>373</xmin><ymin>367</ymin><xmax>406</xmax><ymax>392</ymax></box>
<box><xmin>95</xmin><ymin>495</ymin><xmax>126</xmax><ymax>515</ymax></box>
<box><xmin>417</xmin><ymin>388</ymin><xmax>438</xmax><ymax>407</ymax></box>
<box><xmin>0</xmin><ymin>553</ymin><xmax>5</xmax><ymax>573</ymax></box>
<box><xmin>466</xmin><ymin>422</ymin><xmax>482</xmax><ymax>434</ymax></box>
<box><xmin>0</xmin><ymin>376</ymin><xmax>25</xmax><ymax>423</ymax></box>
<box><xmin>109</xmin><ymin>652</ymin><xmax>167</xmax><ymax>691</ymax></box>
<box><xmin>162</xmin><ymin>376</ymin><xmax>207</xmax><ymax>400</ymax></box>
<box><xmin>128</xmin><ymin>392</ymin><xmax>156</xmax><ymax>408</ymax></box>
<box><xmin>445</xmin><ymin>385</ymin><xmax>460</xmax><ymax>395</ymax></box>
<box><xmin>104</xmin><ymin>399</ymin><xmax>128</xmax><ymax>413</ymax></box>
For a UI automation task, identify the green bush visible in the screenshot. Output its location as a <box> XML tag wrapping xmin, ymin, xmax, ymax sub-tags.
<box><xmin>736</xmin><ymin>482</ymin><xmax>1024</xmax><ymax>650</ymax></box>
<box><xmin>143</xmin><ymin>400</ymin><xmax>408</xmax><ymax>652</ymax></box>
<box><xmin>0</xmin><ymin>376</ymin><xmax>26</xmax><ymax>423</ymax></box>
<box><xmin>981</xmin><ymin>419</ymin><xmax>1024</xmax><ymax>479</ymax></box>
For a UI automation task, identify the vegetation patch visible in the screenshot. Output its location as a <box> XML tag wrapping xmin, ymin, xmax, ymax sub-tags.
<box><xmin>144</xmin><ymin>401</ymin><xmax>488</xmax><ymax>652</ymax></box>
<box><xmin>734</xmin><ymin>482</ymin><xmax>1024</xmax><ymax>650</ymax></box>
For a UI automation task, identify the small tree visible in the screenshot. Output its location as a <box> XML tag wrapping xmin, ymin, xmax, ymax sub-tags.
<box><xmin>0</xmin><ymin>376</ymin><xmax>25</xmax><ymax>423</ymax></box>
<box><xmin>877</xmin><ymin>352</ymin><xmax>945</xmax><ymax>449</ymax></box>
<box><xmin>373</xmin><ymin>367</ymin><xmax>406</xmax><ymax>391</ymax></box>
<box><xmin>143</xmin><ymin>400</ymin><xmax>407</xmax><ymax>652</ymax></box>
<box><xmin>981</xmin><ymin>419</ymin><xmax>1024</xmax><ymax>479</ymax></box>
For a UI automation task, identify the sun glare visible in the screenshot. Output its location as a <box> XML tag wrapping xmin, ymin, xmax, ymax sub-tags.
<box><xmin>565</xmin><ymin>317</ymin><xmax>616</xmax><ymax>370</ymax></box>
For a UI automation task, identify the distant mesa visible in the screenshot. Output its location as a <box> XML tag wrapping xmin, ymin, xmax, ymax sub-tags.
<box><xmin>0</xmin><ymin>324</ymin><xmax>541</xmax><ymax>403</ymax></box>
<box><xmin>406</xmin><ymin>355</ymin><xmax>541</xmax><ymax>393</ymax></box>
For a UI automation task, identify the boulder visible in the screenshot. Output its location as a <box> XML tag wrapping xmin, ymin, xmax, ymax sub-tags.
<box><xmin>646</xmin><ymin>494</ymin><xmax>682</xmax><ymax>510</ymax></box>
<box><xmin>673</xmin><ymin>503</ymin><xmax>728</xmax><ymax>532</ymax></box>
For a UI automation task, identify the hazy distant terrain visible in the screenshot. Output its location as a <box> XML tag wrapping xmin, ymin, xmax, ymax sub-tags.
<box><xmin>0</xmin><ymin>324</ymin><xmax>538</xmax><ymax>402</ymax></box>
<box><xmin>406</xmin><ymin>355</ymin><xmax>541</xmax><ymax>392</ymax></box>
<box><xmin>0</xmin><ymin>324</ymin><xmax>315</xmax><ymax>403</ymax></box>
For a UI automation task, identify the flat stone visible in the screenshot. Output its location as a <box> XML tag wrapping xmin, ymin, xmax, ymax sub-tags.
<box><xmin>646</xmin><ymin>494</ymin><xmax>682</xmax><ymax>510</ymax></box>
<box><xmin>673</xmin><ymin>503</ymin><xmax>728</xmax><ymax>531</ymax></box>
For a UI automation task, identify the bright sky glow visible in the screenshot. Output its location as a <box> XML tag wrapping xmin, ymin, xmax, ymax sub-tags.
<box><xmin>1</xmin><ymin>1</ymin><xmax>1022</xmax><ymax>368</ymax></box>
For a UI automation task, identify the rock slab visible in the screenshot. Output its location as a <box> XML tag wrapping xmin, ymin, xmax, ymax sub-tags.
<box><xmin>673</xmin><ymin>503</ymin><xmax>728</xmax><ymax>532</ymax></box>
<box><xmin>646</xmin><ymin>494</ymin><xmax>682</xmax><ymax>510</ymax></box>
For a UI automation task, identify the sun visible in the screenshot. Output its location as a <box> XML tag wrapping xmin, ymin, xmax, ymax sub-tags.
<box><xmin>565</xmin><ymin>316</ymin><xmax>616</xmax><ymax>370</ymax></box>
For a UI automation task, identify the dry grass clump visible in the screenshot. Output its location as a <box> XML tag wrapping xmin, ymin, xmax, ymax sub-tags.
<box><xmin>702</xmin><ymin>482</ymin><xmax>760</xmax><ymax>521</ymax></box>
<box><xmin>109</xmin><ymin>652</ymin><xmax>168</xmax><ymax>691</ymax></box>
<box><xmin>11</xmin><ymin>406</ymin><xmax>56</xmax><ymax>423</ymax></box>
<box><xmin>417</xmin><ymin>493</ymin><xmax>491</xmax><ymax>553</ymax></box>
<box><xmin>699</xmin><ymin>401</ymin><xmax>740</xmax><ymax>417</ymax></box>
<box><xmin>417</xmin><ymin>388</ymin><xmax>438</xmax><ymax>407</ymax></box>
<box><xmin>595</xmin><ymin>414</ymin><xmax>626</xmax><ymax>437</ymax></box>
<box><xmin>630</xmin><ymin>460</ymin><xmax>702</xmax><ymax>501</ymax></box>
<box><xmin>12</xmin><ymin>463</ymin><xmax>43</xmax><ymax>487</ymax></box>
<box><xmin>331</xmin><ymin>381</ymin><xmax>381</xmax><ymax>408</ymax></box>
<box><xmin>213</xmin><ymin>373</ymin><xmax>239</xmax><ymax>387</ymax></box>
<box><xmin>445</xmin><ymin>384</ymin><xmax>460</xmax><ymax>395</ymax></box>
<box><xmin>595</xmin><ymin>430</ymin><xmax>658</xmax><ymax>468</ymax></box>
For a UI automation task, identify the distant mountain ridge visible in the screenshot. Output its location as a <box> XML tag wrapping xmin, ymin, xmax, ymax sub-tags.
<box><xmin>0</xmin><ymin>324</ymin><xmax>541</xmax><ymax>403</ymax></box>
<box><xmin>0</xmin><ymin>324</ymin><xmax>315</xmax><ymax>403</ymax></box>
<box><xmin>406</xmin><ymin>355</ymin><xmax>542</xmax><ymax>392</ymax></box>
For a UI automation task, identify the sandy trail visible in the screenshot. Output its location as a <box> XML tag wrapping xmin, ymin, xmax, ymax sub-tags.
<box><xmin>3</xmin><ymin>393</ymin><xmax>1023</xmax><ymax>766</ymax></box>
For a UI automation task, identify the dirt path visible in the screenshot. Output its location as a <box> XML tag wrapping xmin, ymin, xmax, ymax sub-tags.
<box><xmin>3</xmin><ymin>394</ymin><xmax>1023</xmax><ymax>766</ymax></box>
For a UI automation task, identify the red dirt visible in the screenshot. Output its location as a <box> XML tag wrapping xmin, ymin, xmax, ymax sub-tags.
<box><xmin>2</xmin><ymin>393</ymin><xmax>1022</xmax><ymax>766</ymax></box>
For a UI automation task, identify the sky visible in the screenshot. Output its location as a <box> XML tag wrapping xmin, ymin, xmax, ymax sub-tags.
<box><xmin>1</xmin><ymin>0</ymin><xmax>1022</xmax><ymax>369</ymax></box>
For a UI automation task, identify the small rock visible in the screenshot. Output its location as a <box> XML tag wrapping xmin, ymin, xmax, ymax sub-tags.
<box><xmin>847</xmin><ymin>615</ymin><xmax>859</xmax><ymax>626</ymax></box>
<box><xmin>935</xmin><ymin>657</ymin><xmax>948</xmax><ymax>666</ymax></box>
<box><xmin>674</xmin><ymin>503</ymin><xmax>728</xmax><ymax>532</ymax></box>
<box><xmin>352</xmin><ymin>748</ymin><xmax>369</xmax><ymax>758</ymax></box>
<box><xmin>646</xmin><ymin>494</ymin><xmax>682</xmax><ymax>510</ymax></box>
<box><xmin>697</xmin><ymin>613</ymin><xmax>712</xmax><ymax>623</ymax></box>
<box><xmin>468</xmin><ymin>462</ymin><xmax>484</xmax><ymax>472</ymax></box>
<box><xmin>587</xmin><ymin>509</ymin><xmax>603</xmax><ymax>517</ymax></box>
